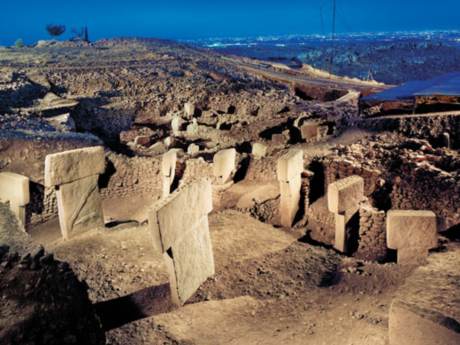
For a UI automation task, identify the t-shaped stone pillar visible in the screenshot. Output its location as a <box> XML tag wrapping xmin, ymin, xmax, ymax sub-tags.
<box><xmin>0</xmin><ymin>172</ymin><xmax>30</xmax><ymax>227</ymax></box>
<box><xmin>161</xmin><ymin>149</ymin><xmax>178</xmax><ymax>198</ymax></box>
<box><xmin>327</xmin><ymin>175</ymin><xmax>364</xmax><ymax>253</ymax></box>
<box><xmin>213</xmin><ymin>148</ymin><xmax>236</xmax><ymax>185</ymax></box>
<box><xmin>148</xmin><ymin>179</ymin><xmax>215</xmax><ymax>306</ymax></box>
<box><xmin>44</xmin><ymin>146</ymin><xmax>105</xmax><ymax>240</ymax></box>
<box><xmin>276</xmin><ymin>149</ymin><xmax>304</xmax><ymax>228</ymax></box>
<box><xmin>386</xmin><ymin>210</ymin><xmax>438</xmax><ymax>265</ymax></box>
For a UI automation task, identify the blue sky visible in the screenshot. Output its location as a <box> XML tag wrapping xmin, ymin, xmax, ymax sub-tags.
<box><xmin>1</xmin><ymin>1</ymin><xmax>459</xmax><ymax>45</ymax></box>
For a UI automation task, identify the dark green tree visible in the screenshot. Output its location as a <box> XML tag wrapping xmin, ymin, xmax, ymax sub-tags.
<box><xmin>14</xmin><ymin>39</ymin><xmax>24</xmax><ymax>48</ymax></box>
<box><xmin>46</xmin><ymin>24</ymin><xmax>66</xmax><ymax>37</ymax></box>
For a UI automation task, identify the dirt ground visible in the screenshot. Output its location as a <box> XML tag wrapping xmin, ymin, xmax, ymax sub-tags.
<box><xmin>29</xmin><ymin>201</ymin><xmax>414</xmax><ymax>345</ymax></box>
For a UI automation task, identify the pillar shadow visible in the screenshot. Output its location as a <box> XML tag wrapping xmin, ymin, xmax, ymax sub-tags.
<box><xmin>94</xmin><ymin>283</ymin><xmax>175</xmax><ymax>331</ymax></box>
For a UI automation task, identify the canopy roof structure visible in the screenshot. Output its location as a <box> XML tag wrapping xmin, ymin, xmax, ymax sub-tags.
<box><xmin>363</xmin><ymin>72</ymin><xmax>460</xmax><ymax>102</ymax></box>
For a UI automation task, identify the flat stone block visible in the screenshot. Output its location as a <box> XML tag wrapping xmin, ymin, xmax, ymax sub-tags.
<box><xmin>327</xmin><ymin>175</ymin><xmax>364</xmax><ymax>214</ymax></box>
<box><xmin>56</xmin><ymin>174</ymin><xmax>104</xmax><ymax>239</ymax></box>
<box><xmin>390</xmin><ymin>302</ymin><xmax>460</xmax><ymax>345</ymax></box>
<box><xmin>149</xmin><ymin>179</ymin><xmax>213</xmax><ymax>253</ymax></box>
<box><xmin>44</xmin><ymin>146</ymin><xmax>105</xmax><ymax>187</ymax></box>
<box><xmin>389</xmin><ymin>249</ymin><xmax>460</xmax><ymax>345</ymax></box>
<box><xmin>0</xmin><ymin>172</ymin><xmax>30</xmax><ymax>206</ymax></box>
<box><xmin>276</xmin><ymin>149</ymin><xmax>304</xmax><ymax>182</ymax></box>
<box><xmin>386</xmin><ymin>210</ymin><xmax>437</xmax><ymax>250</ymax></box>
<box><xmin>213</xmin><ymin>148</ymin><xmax>236</xmax><ymax>184</ymax></box>
<box><xmin>164</xmin><ymin>216</ymin><xmax>215</xmax><ymax>306</ymax></box>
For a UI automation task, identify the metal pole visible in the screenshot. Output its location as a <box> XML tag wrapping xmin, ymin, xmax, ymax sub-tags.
<box><xmin>328</xmin><ymin>0</ymin><xmax>336</xmax><ymax>77</ymax></box>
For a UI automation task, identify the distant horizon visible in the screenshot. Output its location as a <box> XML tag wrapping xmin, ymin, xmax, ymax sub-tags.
<box><xmin>183</xmin><ymin>29</ymin><xmax>460</xmax><ymax>41</ymax></box>
<box><xmin>2</xmin><ymin>29</ymin><xmax>460</xmax><ymax>47</ymax></box>
<box><xmin>2</xmin><ymin>0</ymin><xmax>459</xmax><ymax>46</ymax></box>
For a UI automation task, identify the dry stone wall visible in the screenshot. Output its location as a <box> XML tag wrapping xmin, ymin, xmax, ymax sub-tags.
<box><xmin>28</xmin><ymin>185</ymin><xmax>57</xmax><ymax>226</ymax></box>
<box><xmin>6</xmin><ymin>147</ymin><xmax>164</xmax><ymax>226</ymax></box>
<box><xmin>100</xmin><ymin>153</ymin><xmax>162</xmax><ymax>199</ymax></box>
<box><xmin>391</xmin><ymin>161</ymin><xmax>460</xmax><ymax>232</ymax></box>
<box><xmin>320</xmin><ymin>134</ymin><xmax>460</xmax><ymax>255</ymax></box>
<box><xmin>361</xmin><ymin>112</ymin><xmax>460</xmax><ymax>148</ymax></box>
<box><xmin>245</xmin><ymin>154</ymin><xmax>284</xmax><ymax>183</ymax></box>
<box><xmin>0</xmin><ymin>131</ymin><xmax>102</xmax><ymax>183</ymax></box>
<box><xmin>0</xmin><ymin>132</ymin><xmax>102</xmax><ymax>226</ymax></box>
<box><xmin>323</xmin><ymin>156</ymin><xmax>383</xmax><ymax>197</ymax></box>
<box><xmin>356</xmin><ymin>204</ymin><xmax>387</xmax><ymax>261</ymax></box>
<box><xmin>180</xmin><ymin>158</ymin><xmax>213</xmax><ymax>186</ymax></box>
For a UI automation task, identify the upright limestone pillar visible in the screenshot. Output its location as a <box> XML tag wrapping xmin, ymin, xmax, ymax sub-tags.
<box><xmin>0</xmin><ymin>172</ymin><xmax>30</xmax><ymax>227</ymax></box>
<box><xmin>386</xmin><ymin>210</ymin><xmax>438</xmax><ymax>265</ymax></box>
<box><xmin>276</xmin><ymin>149</ymin><xmax>304</xmax><ymax>228</ymax></box>
<box><xmin>213</xmin><ymin>148</ymin><xmax>236</xmax><ymax>185</ymax></box>
<box><xmin>327</xmin><ymin>175</ymin><xmax>364</xmax><ymax>253</ymax></box>
<box><xmin>148</xmin><ymin>179</ymin><xmax>215</xmax><ymax>306</ymax></box>
<box><xmin>44</xmin><ymin>146</ymin><xmax>106</xmax><ymax>239</ymax></box>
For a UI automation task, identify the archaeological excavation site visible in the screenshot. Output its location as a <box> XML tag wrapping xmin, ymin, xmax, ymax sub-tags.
<box><xmin>0</xmin><ymin>38</ymin><xmax>459</xmax><ymax>345</ymax></box>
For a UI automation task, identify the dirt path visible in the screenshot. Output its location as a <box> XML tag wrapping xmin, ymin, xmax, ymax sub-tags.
<box><xmin>224</xmin><ymin>57</ymin><xmax>388</xmax><ymax>92</ymax></box>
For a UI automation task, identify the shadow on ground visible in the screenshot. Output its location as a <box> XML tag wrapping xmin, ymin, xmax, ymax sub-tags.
<box><xmin>94</xmin><ymin>283</ymin><xmax>175</xmax><ymax>330</ymax></box>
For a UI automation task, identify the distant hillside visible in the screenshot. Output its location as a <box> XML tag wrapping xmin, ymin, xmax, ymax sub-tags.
<box><xmin>190</xmin><ymin>31</ymin><xmax>460</xmax><ymax>84</ymax></box>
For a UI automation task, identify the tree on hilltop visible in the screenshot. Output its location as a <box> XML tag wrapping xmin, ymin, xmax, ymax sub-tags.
<box><xmin>46</xmin><ymin>24</ymin><xmax>66</xmax><ymax>38</ymax></box>
<box><xmin>14</xmin><ymin>39</ymin><xmax>25</xmax><ymax>48</ymax></box>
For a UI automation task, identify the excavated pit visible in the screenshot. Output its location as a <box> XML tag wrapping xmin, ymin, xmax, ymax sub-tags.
<box><xmin>0</xmin><ymin>39</ymin><xmax>459</xmax><ymax>345</ymax></box>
